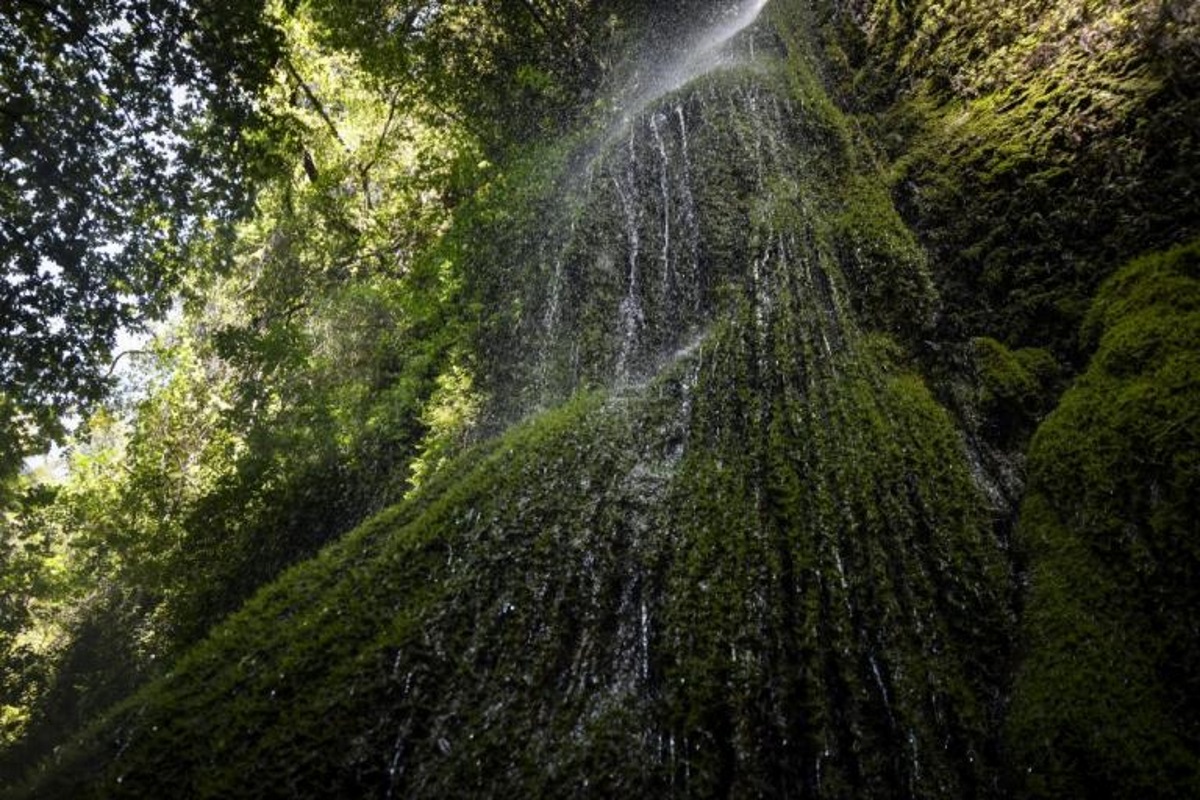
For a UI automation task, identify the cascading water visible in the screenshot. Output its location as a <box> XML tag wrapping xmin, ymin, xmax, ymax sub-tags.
<box><xmin>35</xmin><ymin>4</ymin><xmax>1017</xmax><ymax>798</ymax></box>
<box><xmin>480</xmin><ymin>0</ymin><xmax>782</xmax><ymax>415</ymax></box>
<box><xmin>619</xmin><ymin>0</ymin><xmax>771</xmax><ymax>116</ymax></box>
<box><xmin>427</xmin><ymin>13</ymin><xmax>1013</xmax><ymax>791</ymax></box>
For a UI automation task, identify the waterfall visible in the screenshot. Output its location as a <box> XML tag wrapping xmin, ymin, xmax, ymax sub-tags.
<box><xmin>47</xmin><ymin>4</ymin><xmax>1016</xmax><ymax>798</ymax></box>
<box><xmin>500</xmin><ymin>0</ymin><xmax>776</xmax><ymax>410</ymax></box>
<box><xmin>628</xmin><ymin>0</ymin><xmax>771</xmax><ymax>112</ymax></box>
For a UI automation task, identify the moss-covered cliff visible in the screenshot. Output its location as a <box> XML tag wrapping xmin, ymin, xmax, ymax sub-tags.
<box><xmin>1005</xmin><ymin>240</ymin><xmax>1200</xmax><ymax>798</ymax></box>
<box><xmin>818</xmin><ymin>1</ymin><xmax>1200</xmax><ymax>794</ymax></box>
<box><xmin>817</xmin><ymin>0</ymin><xmax>1200</xmax><ymax>361</ymax></box>
<box><xmin>10</xmin><ymin>0</ymin><xmax>1199</xmax><ymax>797</ymax></box>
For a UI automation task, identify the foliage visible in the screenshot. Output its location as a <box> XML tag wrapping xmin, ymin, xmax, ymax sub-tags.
<box><xmin>0</xmin><ymin>343</ymin><xmax>239</xmax><ymax>776</ymax></box>
<box><xmin>0</xmin><ymin>0</ymin><xmax>284</xmax><ymax>459</ymax></box>
<box><xmin>406</xmin><ymin>355</ymin><xmax>481</xmax><ymax>493</ymax></box>
<box><xmin>1</xmin><ymin>1</ymin><xmax>474</xmax><ymax>776</ymax></box>
<box><xmin>303</xmin><ymin>0</ymin><xmax>614</xmax><ymax>154</ymax></box>
<box><xmin>0</xmin><ymin>478</ymin><xmax>62</xmax><ymax>751</ymax></box>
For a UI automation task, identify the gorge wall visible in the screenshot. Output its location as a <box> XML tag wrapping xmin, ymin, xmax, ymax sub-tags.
<box><xmin>13</xmin><ymin>0</ymin><xmax>1199</xmax><ymax>798</ymax></box>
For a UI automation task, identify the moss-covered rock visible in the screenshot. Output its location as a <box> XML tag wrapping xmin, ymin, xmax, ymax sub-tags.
<box><xmin>816</xmin><ymin>0</ymin><xmax>1200</xmax><ymax>359</ymax></box>
<box><xmin>1005</xmin><ymin>239</ymin><xmax>1200</xmax><ymax>798</ymax></box>
<box><xmin>10</xmin><ymin>5</ymin><xmax>1020</xmax><ymax>798</ymax></box>
<box><xmin>15</xmin><ymin>312</ymin><xmax>1013</xmax><ymax>798</ymax></box>
<box><xmin>971</xmin><ymin>337</ymin><xmax>1059</xmax><ymax>446</ymax></box>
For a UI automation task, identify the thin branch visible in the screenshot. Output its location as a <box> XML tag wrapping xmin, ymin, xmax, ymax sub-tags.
<box><xmin>303</xmin><ymin>150</ymin><xmax>320</xmax><ymax>183</ymax></box>
<box><xmin>361</xmin><ymin>86</ymin><xmax>403</xmax><ymax>177</ymax></box>
<box><xmin>104</xmin><ymin>349</ymin><xmax>150</xmax><ymax>380</ymax></box>
<box><xmin>356</xmin><ymin>87</ymin><xmax>404</xmax><ymax>213</ymax></box>
<box><xmin>249</xmin><ymin>300</ymin><xmax>308</xmax><ymax>331</ymax></box>
<box><xmin>283</xmin><ymin>56</ymin><xmax>350</xmax><ymax>153</ymax></box>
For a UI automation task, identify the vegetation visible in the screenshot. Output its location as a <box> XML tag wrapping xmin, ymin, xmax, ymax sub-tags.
<box><xmin>816</xmin><ymin>0</ymin><xmax>1200</xmax><ymax>360</ymax></box>
<box><xmin>0</xmin><ymin>0</ymin><xmax>714</xmax><ymax>776</ymax></box>
<box><xmin>1005</xmin><ymin>239</ymin><xmax>1200</xmax><ymax>798</ymax></box>
<box><xmin>0</xmin><ymin>0</ymin><xmax>284</xmax><ymax>460</ymax></box>
<box><xmin>0</xmin><ymin>0</ymin><xmax>1196</xmax><ymax>797</ymax></box>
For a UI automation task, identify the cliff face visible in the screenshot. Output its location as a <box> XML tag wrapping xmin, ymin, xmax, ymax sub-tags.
<box><xmin>818</xmin><ymin>0</ymin><xmax>1200</xmax><ymax>357</ymax></box>
<box><xmin>17</xmin><ymin>1</ymin><xmax>1199</xmax><ymax>797</ymax></box>
<box><xmin>1002</xmin><ymin>241</ymin><xmax>1200</xmax><ymax>799</ymax></box>
<box><xmin>818</xmin><ymin>2</ymin><xmax>1200</xmax><ymax>795</ymax></box>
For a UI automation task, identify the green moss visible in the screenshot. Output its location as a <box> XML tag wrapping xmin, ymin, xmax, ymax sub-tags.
<box><xmin>972</xmin><ymin>337</ymin><xmax>1059</xmax><ymax>445</ymax></box>
<box><xmin>831</xmin><ymin>175</ymin><xmax>937</xmax><ymax>341</ymax></box>
<box><xmin>1005</xmin><ymin>239</ymin><xmax>1200</xmax><ymax>798</ymax></box>
<box><xmin>816</xmin><ymin>0</ymin><xmax>1200</xmax><ymax>358</ymax></box>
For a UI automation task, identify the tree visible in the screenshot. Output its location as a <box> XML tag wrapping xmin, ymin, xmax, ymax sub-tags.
<box><xmin>303</xmin><ymin>0</ymin><xmax>619</xmax><ymax>154</ymax></box>
<box><xmin>0</xmin><ymin>475</ymin><xmax>60</xmax><ymax>752</ymax></box>
<box><xmin>1</xmin><ymin>6</ymin><xmax>475</xmax><ymax>767</ymax></box>
<box><xmin>0</xmin><ymin>0</ymin><xmax>284</xmax><ymax>461</ymax></box>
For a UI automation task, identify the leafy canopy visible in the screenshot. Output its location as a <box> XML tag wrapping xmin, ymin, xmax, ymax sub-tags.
<box><xmin>0</xmin><ymin>0</ymin><xmax>283</xmax><ymax>451</ymax></box>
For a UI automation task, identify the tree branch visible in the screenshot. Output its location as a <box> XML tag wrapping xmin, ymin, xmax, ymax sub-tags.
<box><xmin>356</xmin><ymin>86</ymin><xmax>404</xmax><ymax>212</ymax></box>
<box><xmin>104</xmin><ymin>349</ymin><xmax>150</xmax><ymax>380</ymax></box>
<box><xmin>361</xmin><ymin>86</ymin><xmax>403</xmax><ymax>178</ymax></box>
<box><xmin>283</xmin><ymin>56</ymin><xmax>350</xmax><ymax>153</ymax></box>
